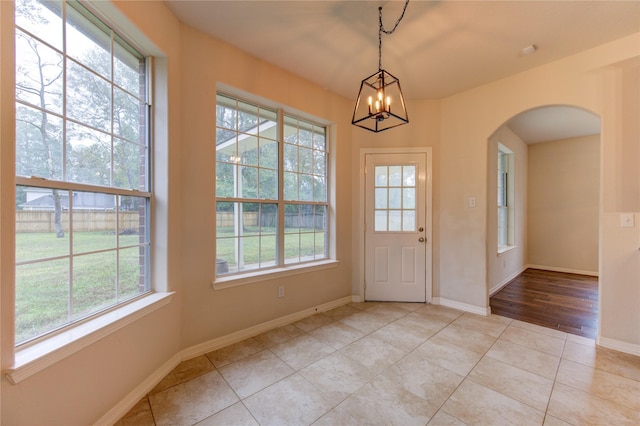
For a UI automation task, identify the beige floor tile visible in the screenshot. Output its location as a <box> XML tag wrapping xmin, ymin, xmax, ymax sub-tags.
<box><xmin>511</xmin><ymin>319</ymin><xmax>568</xmax><ymax>340</ymax></box>
<box><xmin>340</xmin><ymin>335</ymin><xmax>406</xmax><ymax>373</ymax></box>
<box><xmin>114</xmin><ymin>397</ymin><xmax>155</xmax><ymax>426</ymax></box>
<box><xmin>543</xmin><ymin>414</ymin><xmax>573</xmax><ymax>426</ymax></box>
<box><xmin>556</xmin><ymin>358</ymin><xmax>640</xmax><ymax>410</ymax></box>
<box><xmin>347</xmin><ymin>301</ymin><xmax>380</xmax><ymax>311</ymax></box>
<box><xmin>196</xmin><ymin>402</ymin><xmax>258</xmax><ymax>426</ymax></box>
<box><xmin>370</xmin><ymin>321</ymin><xmax>429</xmax><ymax>352</ymax></box>
<box><xmin>500</xmin><ymin>324</ymin><xmax>566</xmax><ymax>357</ymax></box>
<box><xmin>390</xmin><ymin>302</ymin><xmax>425</xmax><ymax>312</ymax></box>
<box><xmin>218</xmin><ymin>350</ymin><xmax>294</xmax><ymax>398</ymax></box>
<box><xmin>150</xmin><ymin>355</ymin><xmax>215</xmax><ymax>394</ymax></box>
<box><xmin>415</xmin><ymin>338</ymin><xmax>483</xmax><ymax>376</ymax></box>
<box><xmin>562</xmin><ymin>341</ymin><xmax>640</xmax><ymax>381</ymax></box>
<box><xmin>206</xmin><ymin>337</ymin><xmax>264</xmax><ymax>368</ymax></box>
<box><xmin>299</xmin><ymin>352</ymin><xmax>374</xmax><ymax>404</ymax></box>
<box><xmin>394</xmin><ymin>312</ymin><xmax>449</xmax><ymax>337</ymax></box>
<box><xmin>431</xmin><ymin>323</ymin><xmax>497</xmax><ymax>354</ymax></box>
<box><xmin>253</xmin><ymin>324</ymin><xmax>304</xmax><ymax>348</ymax></box>
<box><xmin>336</xmin><ymin>374</ymin><xmax>435</xmax><ymax>425</ymax></box>
<box><xmin>338</xmin><ymin>310</ymin><xmax>388</xmax><ymax>334</ymax></box>
<box><xmin>414</xmin><ymin>304</ymin><xmax>464</xmax><ymax>323</ymax></box>
<box><xmin>383</xmin><ymin>350</ymin><xmax>463</xmax><ymax>411</ymax></box>
<box><xmin>243</xmin><ymin>374</ymin><xmax>335</xmax><ymax>426</ymax></box>
<box><xmin>270</xmin><ymin>334</ymin><xmax>335</xmax><ymax>370</ymax></box>
<box><xmin>548</xmin><ymin>382</ymin><xmax>640</xmax><ymax>425</ymax></box>
<box><xmin>308</xmin><ymin>321</ymin><xmax>366</xmax><ymax>350</ymax></box>
<box><xmin>486</xmin><ymin>339</ymin><xmax>560</xmax><ymax>380</ymax></box>
<box><xmin>451</xmin><ymin>312</ymin><xmax>511</xmax><ymax>337</ymax></box>
<box><xmin>149</xmin><ymin>370</ymin><xmax>238</xmax><ymax>426</ymax></box>
<box><xmin>427</xmin><ymin>410</ymin><xmax>466</xmax><ymax>426</ymax></box>
<box><xmin>442</xmin><ymin>379</ymin><xmax>544</xmax><ymax>425</ymax></box>
<box><xmin>468</xmin><ymin>356</ymin><xmax>554</xmax><ymax>411</ymax></box>
<box><xmin>292</xmin><ymin>313</ymin><xmax>334</xmax><ymax>332</ymax></box>
<box><xmin>566</xmin><ymin>333</ymin><xmax>595</xmax><ymax>347</ymax></box>
<box><xmin>312</xmin><ymin>406</ymin><xmax>363</xmax><ymax>426</ymax></box>
<box><xmin>365</xmin><ymin>303</ymin><xmax>411</xmax><ymax>323</ymax></box>
<box><xmin>323</xmin><ymin>304</ymin><xmax>362</xmax><ymax>320</ymax></box>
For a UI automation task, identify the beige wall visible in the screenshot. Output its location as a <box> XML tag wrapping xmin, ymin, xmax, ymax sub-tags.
<box><xmin>1</xmin><ymin>0</ymin><xmax>639</xmax><ymax>423</ymax></box>
<box><xmin>528</xmin><ymin>135</ymin><xmax>600</xmax><ymax>274</ymax></box>
<box><xmin>177</xmin><ymin>24</ymin><xmax>354</xmax><ymax>350</ymax></box>
<box><xmin>437</xmin><ymin>32</ymin><xmax>639</xmax><ymax>350</ymax></box>
<box><xmin>599</xmin><ymin>57</ymin><xmax>640</xmax><ymax>348</ymax></box>
<box><xmin>487</xmin><ymin>127</ymin><xmax>528</xmax><ymax>296</ymax></box>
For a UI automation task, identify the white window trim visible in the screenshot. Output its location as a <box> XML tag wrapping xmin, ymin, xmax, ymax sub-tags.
<box><xmin>212</xmin><ymin>259</ymin><xmax>339</xmax><ymax>290</ymax></box>
<box><xmin>213</xmin><ymin>89</ymin><xmax>337</xmax><ymax>286</ymax></box>
<box><xmin>497</xmin><ymin>143</ymin><xmax>515</xmax><ymax>252</ymax></box>
<box><xmin>5</xmin><ymin>291</ymin><xmax>173</xmax><ymax>384</ymax></box>
<box><xmin>2</xmin><ymin>0</ymin><xmax>172</xmax><ymax>382</ymax></box>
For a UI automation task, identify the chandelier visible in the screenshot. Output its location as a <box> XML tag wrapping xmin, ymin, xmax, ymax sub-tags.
<box><xmin>352</xmin><ymin>0</ymin><xmax>410</xmax><ymax>133</ymax></box>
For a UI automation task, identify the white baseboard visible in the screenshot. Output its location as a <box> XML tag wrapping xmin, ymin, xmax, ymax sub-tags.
<box><xmin>351</xmin><ymin>295</ymin><xmax>362</xmax><ymax>303</ymax></box>
<box><xmin>96</xmin><ymin>353</ymin><xmax>182</xmax><ymax>426</ymax></box>
<box><xmin>527</xmin><ymin>264</ymin><xmax>598</xmax><ymax>277</ymax></box>
<box><xmin>96</xmin><ymin>295</ymin><xmax>352</xmax><ymax>425</ymax></box>
<box><xmin>490</xmin><ymin>266</ymin><xmax>528</xmax><ymax>296</ymax></box>
<box><xmin>597</xmin><ymin>335</ymin><xmax>640</xmax><ymax>357</ymax></box>
<box><xmin>181</xmin><ymin>295</ymin><xmax>352</xmax><ymax>360</ymax></box>
<box><xmin>432</xmin><ymin>297</ymin><xmax>491</xmax><ymax>316</ymax></box>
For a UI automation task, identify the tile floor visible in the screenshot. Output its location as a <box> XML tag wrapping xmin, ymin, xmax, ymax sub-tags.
<box><xmin>115</xmin><ymin>302</ymin><xmax>640</xmax><ymax>426</ymax></box>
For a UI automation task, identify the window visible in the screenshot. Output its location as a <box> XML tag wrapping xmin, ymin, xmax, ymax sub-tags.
<box><xmin>215</xmin><ymin>93</ymin><xmax>329</xmax><ymax>276</ymax></box>
<box><xmin>374</xmin><ymin>165</ymin><xmax>416</xmax><ymax>232</ymax></box>
<box><xmin>497</xmin><ymin>144</ymin><xmax>514</xmax><ymax>251</ymax></box>
<box><xmin>15</xmin><ymin>0</ymin><xmax>150</xmax><ymax>345</ymax></box>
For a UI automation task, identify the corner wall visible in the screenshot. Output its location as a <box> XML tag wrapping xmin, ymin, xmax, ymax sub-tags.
<box><xmin>439</xmin><ymin>32</ymin><xmax>639</xmax><ymax>350</ymax></box>
<box><xmin>487</xmin><ymin>127</ymin><xmax>528</xmax><ymax>296</ymax></box>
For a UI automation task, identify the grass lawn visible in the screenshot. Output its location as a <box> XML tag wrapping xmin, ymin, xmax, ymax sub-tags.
<box><xmin>15</xmin><ymin>231</ymin><xmax>145</xmax><ymax>343</ymax></box>
<box><xmin>216</xmin><ymin>226</ymin><xmax>326</xmax><ymax>272</ymax></box>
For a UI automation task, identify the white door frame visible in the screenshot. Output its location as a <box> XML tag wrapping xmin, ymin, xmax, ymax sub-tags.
<box><xmin>358</xmin><ymin>147</ymin><xmax>433</xmax><ymax>302</ymax></box>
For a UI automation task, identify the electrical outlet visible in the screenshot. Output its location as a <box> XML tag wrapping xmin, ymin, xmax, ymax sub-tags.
<box><xmin>277</xmin><ymin>286</ymin><xmax>284</xmax><ymax>298</ymax></box>
<box><xmin>621</xmin><ymin>213</ymin><xmax>635</xmax><ymax>228</ymax></box>
<box><xmin>468</xmin><ymin>196</ymin><xmax>476</xmax><ymax>208</ymax></box>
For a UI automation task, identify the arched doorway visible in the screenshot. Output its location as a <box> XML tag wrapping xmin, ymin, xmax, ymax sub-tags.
<box><xmin>487</xmin><ymin>105</ymin><xmax>601</xmax><ymax>338</ymax></box>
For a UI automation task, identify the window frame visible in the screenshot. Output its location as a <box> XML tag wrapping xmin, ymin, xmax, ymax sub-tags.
<box><xmin>497</xmin><ymin>143</ymin><xmax>515</xmax><ymax>253</ymax></box>
<box><xmin>13</xmin><ymin>0</ymin><xmax>152</xmax><ymax>347</ymax></box>
<box><xmin>213</xmin><ymin>91</ymin><xmax>337</xmax><ymax>287</ymax></box>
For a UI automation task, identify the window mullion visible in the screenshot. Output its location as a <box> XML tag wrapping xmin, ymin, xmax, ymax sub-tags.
<box><xmin>277</xmin><ymin>108</ymin><xmax>285</xmax><ymax>267</ymax></box>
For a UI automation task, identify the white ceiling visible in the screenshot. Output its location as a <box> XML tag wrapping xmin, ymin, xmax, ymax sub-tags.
<box><xmin>164</xmin><ymin>0</ymin><xmax>639</xmax><ymax>141</ymax></box>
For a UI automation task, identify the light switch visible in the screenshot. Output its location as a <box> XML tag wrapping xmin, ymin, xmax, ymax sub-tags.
<box><xmin>621</xmin><ymin>213</ymin><xmax>635</xmax><ymax>228</ymax></box>
<box><xmin>468</xmin><ymin>196</ymin><xmax>476</xmax><ymax>208</ymax></box>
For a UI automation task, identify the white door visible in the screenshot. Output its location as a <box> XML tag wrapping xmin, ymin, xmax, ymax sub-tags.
<box><xmin>364</xmin><ymin>153</ymin><xmax>428</xmax><ymax>302</ymax></box>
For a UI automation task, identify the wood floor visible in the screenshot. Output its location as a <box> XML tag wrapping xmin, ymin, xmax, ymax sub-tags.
<box><xmin>490</xmin><ymin>268</ymin><xmax>598</xmax><ymax>339</ymax></box>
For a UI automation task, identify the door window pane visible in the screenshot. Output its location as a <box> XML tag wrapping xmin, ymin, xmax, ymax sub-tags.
<box><xmin>372</xmin><ymin>163</ymin><xmax>417</xmax><ymax>232</ymax></box>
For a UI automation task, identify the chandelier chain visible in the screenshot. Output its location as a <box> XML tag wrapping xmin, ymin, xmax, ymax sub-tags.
<box><xmin>378</xmin><ymin>0</ymin><xmax>410</xmax><ymax>70</ymax></box>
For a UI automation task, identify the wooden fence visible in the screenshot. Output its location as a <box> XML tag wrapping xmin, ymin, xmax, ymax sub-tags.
<box><xmin>16</xmin><ymin>211</ymin><xmax>141</xmax><ymax>233</ymax></box>
<box><xmin>216</xmin><ymin>212</ymin><xmax>323</xmax><ymax>229</ymax></box>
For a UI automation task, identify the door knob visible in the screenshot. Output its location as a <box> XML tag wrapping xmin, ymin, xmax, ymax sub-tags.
<box><xmin>418</xmin><ymin>237</ymin><xmax>425</xmax><ymax>243</ymax></box>
<box><xmin>418</xmin><ymin>227</ymin><xmax>424</xmax><ymax>232</ymax></box>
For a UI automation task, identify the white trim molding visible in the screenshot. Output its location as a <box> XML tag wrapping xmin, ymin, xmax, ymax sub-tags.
<box><xmin>490</xmin><ymin>265</ymin><xmax>528</xmax><ymax>296</ymax></box>
<box><xmin>527</xmin><ymin>264</ymin><xmax>598</xmax><ymax>277</ymax></box>
<box><xmin>5</xmin><ymin>292</ymin><xmax>175</xmax><ymax>385</ymax></box>
<box><xmin>432</xmin><ymin>297</ymin><xmax>491</xmax><ymax>316</ymax></box>
<box><xmin>597</xmin><ymin>335</ymin><xmax>640</xmax><ymax>357</ymax></box>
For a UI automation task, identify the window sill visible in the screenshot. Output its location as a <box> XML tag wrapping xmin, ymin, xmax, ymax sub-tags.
<box><xmin>4</xmin><ymin>292</ymin><xmax>175</xmax><ymax>385</ymax></box>
<box><xmin>497</xmin><ymin>245</ymin><xmax>517</xmax><ymax>255</ymax></box>
<box><xmin>212</xmin><ymin>259</ymin><xmax>339</xmax><ymax>290</ymax></box>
